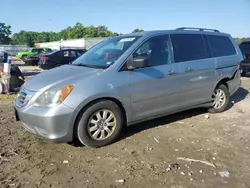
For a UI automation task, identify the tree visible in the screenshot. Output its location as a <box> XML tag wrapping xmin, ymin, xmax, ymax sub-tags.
<box><xmin>113</xmin><ymin>32</ymin><xmax>120</xmax><ymax>36</ymax></box>
<box><xmin>235</xmin><ymin>38</ymin><xmax>243</xmax><ymax>44</ymax></box>
<box><xmin>132</xmin><ymin>28</ymin><xmax>144</xmax><ymax>33</ymax></box>
<box><xmin>0</xmin><ymin>22</ymin><xmax>12</xmax><ymax>44</ymax></box>
<box><xmin>11</xmin><ymin>23</ymin><xmax>116</xmax><ymax>44</ymax></box>
<box><xmin>11</xmin><ymin>31</ymin><xmax>35</xmax><ymax>46</ymax></box>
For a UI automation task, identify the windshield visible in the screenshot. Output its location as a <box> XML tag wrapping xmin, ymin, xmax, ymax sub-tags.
<box><xmin>72</xmin><ymin>36</ymin><xmax>141</xmax><ymax>68</ymax></box>
<box><xmin>240</xmin><ymin>43</ymin><xmax>250</xmax><ymax>54</ymax></box>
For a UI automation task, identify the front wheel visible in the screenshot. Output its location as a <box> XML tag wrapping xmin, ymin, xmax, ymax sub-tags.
<box><xmin>208</xmin><ymin>84</ymin><xmax>230</xmax><ymax>113</ymax></box>
<box><xmin>75</xmin><ymin>100</ymin><xmax>124</xmax><ymax>148</ymax></box>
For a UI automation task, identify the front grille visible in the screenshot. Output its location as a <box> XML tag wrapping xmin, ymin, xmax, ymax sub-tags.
<box><xmin>16</xmin><ymin>88</ymin><xmax>35</xmax><ymax>107</ymax></box>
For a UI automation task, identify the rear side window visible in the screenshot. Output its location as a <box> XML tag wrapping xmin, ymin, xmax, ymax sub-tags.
<box><xmin>56</xmin><ymin>51</ymin><xmax>63</xmax><ymax>57</ymax></box>
<box><xmin>31</xmin><ymin>49</ymin><xmax>38</xmax><ymax>53</ymax></box>
<box><xmin>77</xmin><ymin>50</ymin><xmax>85</xmax><ymax>56</ymax></box>
<box><xmin>133</xmin><ymin>34</ymin><xmax>173</xmax><ymax>67</ymax></box>
<box><xmin>171</xmin><ymin>34</ymin><xmax>207</xmax><ymax>62</ymax></box>
<box><xmin>207</xmin><ymin>35</ymin><xmax>236</xmax><ymax>57</ymax></box>
<box><xmin>70</xmin><ymin>50</ymin><xmax>77</xmax><ymax>58</ymax></box>
<box><xmin>57</xmin><ymin>50</ymin><xmax>72</xmax><ymax>57</ymax></box>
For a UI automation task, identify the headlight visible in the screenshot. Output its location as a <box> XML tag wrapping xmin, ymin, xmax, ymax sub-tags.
<box><xmin>34</xmin><ymin>85</ymin><xmax>74</xmax><ymax>107</ymax></box>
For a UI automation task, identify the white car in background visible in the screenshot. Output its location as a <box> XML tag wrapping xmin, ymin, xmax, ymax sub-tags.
<box><xmin>0</xmin><ymin>50</ymin><xmax>8</xmax><ymax>63</ymax></box>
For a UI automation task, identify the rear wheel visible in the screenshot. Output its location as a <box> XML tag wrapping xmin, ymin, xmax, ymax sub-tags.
<box><xmin>31</xmin><ymin>60</ymin><xmax>38</xmax><ymax>66</ymax></box>
<box><xmin>208</xmin><ymin>84</ymin><xmax>230</xmax><ymax>113</ymax></box>
<box><xmin>75</xmin><ymin>100</ymin><xmax>124</xmax><ymax>148</ymax></box>
<box><xmin>21</xmin><ymin>55</ymin><xmax>27</xmax><ymax>61</ymax></box>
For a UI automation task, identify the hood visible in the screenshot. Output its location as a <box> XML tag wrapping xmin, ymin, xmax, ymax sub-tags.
<box><xmin>23</xmin><ymin>65</ymin><xmax>103</xmax><ymax>91</ymax></box>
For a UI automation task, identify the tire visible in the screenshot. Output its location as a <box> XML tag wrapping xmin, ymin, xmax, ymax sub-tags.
<box><xmin>208</xmin><ymin>84</ymin><xmax>230</xmax><ymax>113</ymax></box>
<box><xmin>75</xmin><ymin>100</ymin><xmax>124</xmax><ymax>148</ymax></box>
<box><xmin>25</xmin><ymin>60</ymin><xmax>30</xmax><ymax>65</ymax></box>
<box><xmin>31</xmin><ymin>61</ymin><xmax>37</xmax><ymax>66</ymax></box>
<box><xmin>241</xmin><ymin>70</ymin><xmax>247</xmax><ymax>77</ymax></box>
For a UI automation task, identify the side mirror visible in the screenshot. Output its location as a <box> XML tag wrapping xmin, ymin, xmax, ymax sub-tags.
<box><xmin>133</xmin><ymin>56</ymin><xmax>148</xmax><ymax>69</ymax></box>
<box><xmin>127</xmin><ymin>56</ymin><xmax>148</xmax><ymax>70</ymax></box>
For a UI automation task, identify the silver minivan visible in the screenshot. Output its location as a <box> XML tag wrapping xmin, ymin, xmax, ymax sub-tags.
<box><xmin>14</xmin><ymin>27</ymin><xmax>243</xmax><ymax>148</ymax></box>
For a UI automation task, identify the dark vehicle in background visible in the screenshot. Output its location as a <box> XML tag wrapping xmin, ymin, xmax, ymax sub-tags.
<box><xmin>239</xmin><ymin>41</ymin><xmax>250</xmax><ymax>76</ymax></box>
<box><xmin>38</xmin><ymin>48</ymin><xmax>86</xmax><ymax>70</ymax></box>
<box><xmin>24</xmin><ymin>48</ymin><xmax>53</xmax><ymax>66</ymax></box>
<box><xmin>0</xmin><ymin>50</ymin><xmax>8</xmax><ymax>63</ymax></box>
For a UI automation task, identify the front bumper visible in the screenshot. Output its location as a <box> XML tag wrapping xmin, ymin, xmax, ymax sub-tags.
<box><xmin>14</xmin><ymin>103</ymin><xmax>75</xmax><ymax>143</ymax></box>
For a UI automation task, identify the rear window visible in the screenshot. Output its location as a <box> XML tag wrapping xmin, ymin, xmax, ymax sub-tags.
<box><xmin>239</xmin><ymin>42</ymin><xmax>250</xmax><ymax>54</ymax></box>
<box><xmin>207</xmin><ymin>35</ymin><xmax>236</xmax><ymax>57</ymax></box>
<box><xmin>171</xmin><ymin>34</ymin><xmax>207</xmax><ymax>62</ymax></box>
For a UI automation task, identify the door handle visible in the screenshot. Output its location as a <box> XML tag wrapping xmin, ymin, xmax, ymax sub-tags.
<box><xmin>185</xmin><ymin>67</ymin><xmax>193</xmax><ymax>72</ymax></box>
<box><xmin>167</xmin><ymin>70</ymin><xmax>177</xmax><ymax>75</ymax></box>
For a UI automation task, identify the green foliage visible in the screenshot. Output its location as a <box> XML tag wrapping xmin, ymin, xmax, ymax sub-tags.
<box><xmin>235</xmin><ymin>38</ymin><xmax>250</xmax><ymax>45</ymax></box>
<box><xmin>235</xmin><ymin>38</ymin><xmax>243</xmax><ymax>44</ymax></box>
<box><xmin>11</xmin><ymin>22</ymin><xmax>115</xmax><ymax>47</ymax></box>
<box><xmin>0</xmin><ymin>22</ymin><xmax>12</xmax><ymax>44</ymax></box>
<box><xmin>11</xmin><ymin>31</ymin><xmax>36</xmax><ymax>46</ymax></box>
<box><xmin>132</xmin><ymin>28</ymin><xmax>144</xmax><ymax>33</ymax></box>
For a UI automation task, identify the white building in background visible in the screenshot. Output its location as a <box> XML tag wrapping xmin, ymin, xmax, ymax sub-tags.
<box><xmin>36</xmin><ymin>37</ymin><xmax>108</xmax><ymax>50</ymax></box>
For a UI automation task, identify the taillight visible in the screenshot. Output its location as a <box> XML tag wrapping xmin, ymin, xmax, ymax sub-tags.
<box><xmin>41</xmin><ymin>56</ymin><xmax>48</xmax><ymax>61</ymax></box>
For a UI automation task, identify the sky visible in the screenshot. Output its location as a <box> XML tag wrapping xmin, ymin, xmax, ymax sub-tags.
<box><xmin>1</xmin><ymin>0</ymin><xmax>250</xmax><ymax>38</ymax></box>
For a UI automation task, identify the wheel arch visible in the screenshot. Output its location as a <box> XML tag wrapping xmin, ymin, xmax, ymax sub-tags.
<box><xmin>215</xmin><ymin>68</ymin><xmax>238</xmax><ymax>89</ymax></box>
<box><xmin>71</xmin><ymin>97</ymin><xmax>128</xmax><ymax>143</ymax></box>
<box><xmin>215</xmin><ymin>77</ymin><xmax>230</xmax><ymax>89</ymax></box>
<box><xmin>73</xmin><ymin>97</ymin><xmax>127</xmax><ymax>128</ymax></box>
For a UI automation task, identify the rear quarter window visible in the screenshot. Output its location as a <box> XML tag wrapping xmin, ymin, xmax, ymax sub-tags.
<box><xmin>55</xmin><ymin>51</ymin><xmax>63</xmax><ymax>57</ymax></box>
<box><xmin>207</xmin><ymin>35</ymin><xmax>236</xmax><ymax>57</ymax></box>
<box><xmin>171</xmin><ymin>34</ymin><xmax>207</xmax><ymax>63</ymax></box>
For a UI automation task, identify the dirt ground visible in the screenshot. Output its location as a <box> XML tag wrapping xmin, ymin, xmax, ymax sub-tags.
<box><xmin>0</xmin><ymin>75</ymin><xmax>250</xmax><ymax>188</ymax></box>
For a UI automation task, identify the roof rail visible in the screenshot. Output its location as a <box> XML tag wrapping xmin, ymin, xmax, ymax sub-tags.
<box><xmin>176</xmin><ymin>27</ymin><xmax>220</xmax><ymax>32</ymax></box>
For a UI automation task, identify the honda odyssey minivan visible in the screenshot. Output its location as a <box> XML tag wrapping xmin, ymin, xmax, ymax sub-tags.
<box><xmin>14</xmin><ymin>27</ymin><xmax>243</xmax><ymax>148</ymax></box>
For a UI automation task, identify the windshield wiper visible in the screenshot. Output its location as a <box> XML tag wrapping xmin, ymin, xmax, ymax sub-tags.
<box><xmin>73</xmin><ymin>63</ymin><xmax>106</xmax><ymax>69</ymax></box>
